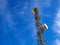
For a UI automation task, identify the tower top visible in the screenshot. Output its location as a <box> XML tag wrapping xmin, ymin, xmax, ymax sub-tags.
<box><xmin>32</xmin><ymin>8</ymin><xmax>39</xmax><ymax>15</ymax></box>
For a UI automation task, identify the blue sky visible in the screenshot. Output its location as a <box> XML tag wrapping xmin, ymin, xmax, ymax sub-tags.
<box><xmin>0</xmin><ymin>0</ymin><xmax>60</xmax><ymax>45</ymax></box>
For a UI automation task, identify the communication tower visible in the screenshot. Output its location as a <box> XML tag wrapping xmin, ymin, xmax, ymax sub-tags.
<box><xmin>32</xmin><ymin>8</ymin><xmax>48</xmax><ymax>45</ymax></box>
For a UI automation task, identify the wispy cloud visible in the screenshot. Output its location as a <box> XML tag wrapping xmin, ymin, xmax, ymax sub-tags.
<box><xmin>54</xmin><ymin>39</ymin><xmax>60</xmax><ymax>45</ymax></box>
<box><xmin>53</xmin><ymin>9</ymin><xmax>60</xmax><ymax>35</ymax></box>
<box><xmin>43</xmin><ymin>0</ymin><xmax>51</xmax><ymax>7</ymax></box>
<box><xmin>52</xmin><ymin>8</ymin><xmax>60</xmax><ymax>45</ymax></box>
<box><xmin>0</xmin><ymin>0</ymin><xmax>8</xmax><ymax>14</ymax></box>
<box><xmin>30</xmin><ymin>0</ymin><xmax>40</xmax><ymax>8</ymax></box>
<box><xmin>0</xmin><ymin>0</ymin><xmax>36</xmax><ymax>45</ymax></box>
<box><xmin>0</xmin><ymin>0</ymin><xmax>17</xmax><ymax>33</ymax></box>
<box><xmin>17</xmin><ymin>2</ymin><xmax>29</xmax><ymax>15</ymax></box>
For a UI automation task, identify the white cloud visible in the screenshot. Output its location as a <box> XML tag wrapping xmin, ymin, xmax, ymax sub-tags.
<box><xmin>0</xmin><ymin>0</ymin><xmax>35</xmax><ymax>45</ymax></box>
<box><xmin>0</xmin><ymin>0</ymin><xmax>17</xmax><ymax>33</ymax></box>
<box><xmin>53</xmin><ymin>9</ymin><xmax>60</xmax><ymax>34</ymax></box>
<box><xmin>0</xmin><ymin>0</ymin><xmax>8</xmax><ymax>13</ymax></box>
<box><xmin>54</xmin><ymin>39</ymin><xmax>60</xmax><ymax>45</ymax></box>
<box><xmin>17</xmin><ymin>2</ymin><xmax>29</xmax><ymax>15</ymax></box>
<box><xmin>33</xmin><ymin>0</ymin><xmax>39</xmax><ymax>7</ymax></box>
<box><xmin>43</xmin><ymin>0</ymin><xmax>51</xmax><ymax>7</ymax></box>
<box><xmin>30</xmin><ymin>0</ymin><xmax>40</xmax><ymax>8</ymax></box>
<box><xmin>52</xmin><ymin>8</ymin><xmax>60</xmax><ymax>45</ymax></box>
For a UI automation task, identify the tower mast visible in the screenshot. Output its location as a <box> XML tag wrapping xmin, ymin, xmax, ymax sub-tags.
<box><xmin>32</xmin><ymin>8</ymin><xmax>48</xmax><ymax>45</ymax></box>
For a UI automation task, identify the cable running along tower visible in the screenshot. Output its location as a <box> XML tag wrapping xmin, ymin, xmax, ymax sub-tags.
<box><xmin>32</xmin><ymin>8</ymin><xmax>48</xmax><ymax>45</ymax></box>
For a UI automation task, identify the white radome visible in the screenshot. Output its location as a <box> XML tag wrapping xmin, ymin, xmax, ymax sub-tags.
<box><xmin>43</xmin><ymin>23</ymin><xmax>48</xmax><ymax>30</ymax></box>
<box><xmin>32</xmin><ymin>10</ymin><xmax>35</xmax><ymax>14</ymax></box>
